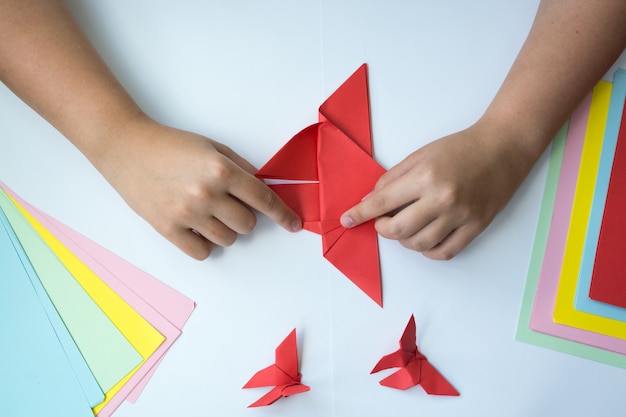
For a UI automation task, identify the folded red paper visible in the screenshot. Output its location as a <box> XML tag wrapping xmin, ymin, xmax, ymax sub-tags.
<box><xmin>242</xmin><ymin>329</ymin><xmax>309</xmax><ymax>407</ymax></box>
<box><xmin>256</xmin><ymin>64</ymin><xmax>386</xmax><ymax>306</ymax></box>
<box><xmin>371</xmin><ymin>315</ymin><xmax>459</xmax><ymax>396</ymax></box>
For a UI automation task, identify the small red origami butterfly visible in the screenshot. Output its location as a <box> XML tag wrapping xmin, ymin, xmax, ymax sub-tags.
<box><xmin>243</xmin><ymin>329</ymin><xmax>310</xmax><ymax>407</ymax></box>
<box><xmin>371</xmin><ymin>314</ymin><xmax>459</xmax><ymax>396</ymax></box>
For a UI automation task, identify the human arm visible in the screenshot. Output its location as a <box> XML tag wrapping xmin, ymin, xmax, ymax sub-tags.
<box><xmin>341</xmin><ymin>0</ymin><xmax>626</xmax><ymax>260</ymax></box>
<box><xmin>0</xmin><ymin>0</ymin><xmax>302</xmax><ymax>260</ymax></box>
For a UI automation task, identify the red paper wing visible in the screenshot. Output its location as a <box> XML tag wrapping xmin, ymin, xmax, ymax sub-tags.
<box><xmin>378</xmin><ymin>357</ymin><xmax>422</xmax><ymax>390</ymax></box>
<box><xmin>371</xmin><ymin>350</ymin><xmax>410</xmax><ymax>374</ymax></box>
<box><xmin>247</xmin><ymin>386</ymin><xmax>284</xmax><ymax>407</ymax></box>
<box><xmin>399</xmin><ymin>315</ymin><xmax>417</xmax><ymax>353</ymax></box>
<box><xmin>243</xmin><ymin>329</ymin><xmax>300</xmax><ymax>389</ymax></box>
<box><xmin>247</xmin><ymin>383</ymin><xmax>310</xmax><ymax>408</ymax></box>
<box><xmin>282</xmin><ymin>383</ymin><xmax>310</xmax><ymax>397</ymax></box>
<box><xmin>371</xmin><ymin>315</ymin><xmax>418</xmax><ymax>372</ymax></box>
<box><xmin>324</xmin><ymin>223</ymin><xmax>382</xmax><ymax>306</ymax></box>
<box><xmin>275</xmin><ymin>329</ymin><xmax>299</xmax><ymax>379</ymax></box>
<box><xmin>244</xmin><ymin>329</ymin><xmax>308</xmax><ymax>407</ymax></box>
<box><xmin>419</xmin><ymin>360</ymin><xmax>460</xmax><ymax>396</ymax></box>
<box><xmin>319</xmin><ymin>64</ymin><xmax>372</xmax><ymax>156</ymax></box>
<box><xmin>243</xmin><ymin>364</ymin><xmax>291</xmax><ymax>389</ymax></box>
<box><xmin>256</xmin><ymin>124</ymin><xmax>320</xmax><ymax>181</ymax></box>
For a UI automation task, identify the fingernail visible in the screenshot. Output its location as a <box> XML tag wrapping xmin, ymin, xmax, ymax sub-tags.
<box><xmin>291</xmin><ymin>218</ymin><xmax>302</xmax><ymax>232</ymax></box>
<box><xmin>340</xmin><ymin>214</ymin><xmax>354</xmax><ymax>228</ymax></box>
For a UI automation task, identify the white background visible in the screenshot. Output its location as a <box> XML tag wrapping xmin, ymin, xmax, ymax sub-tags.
<box><xmin>2</xmin><ymin>1</ymin><xmax>626</xmax><ymax>416</ymax></box>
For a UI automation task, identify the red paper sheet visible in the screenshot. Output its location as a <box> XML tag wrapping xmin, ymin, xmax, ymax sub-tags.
<box><xmin>589</xmin><ymin>98</ymin><xmax>626</xmax><ymax>307</ymax></box>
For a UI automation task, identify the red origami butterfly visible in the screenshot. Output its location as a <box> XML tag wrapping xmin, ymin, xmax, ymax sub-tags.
<box><xmin>243</xmin><ymin>329</ymin><xmax>309</xmax><ymax>407</ymax></box>
<box><xmin>371</xmin><ymin>315</ymin><xmax>459</xmax><ymax>396</ymax></box>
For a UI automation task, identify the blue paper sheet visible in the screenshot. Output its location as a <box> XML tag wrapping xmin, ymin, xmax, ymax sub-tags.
<box><xmin>0</xmin><ymin>209</ymin><xmax>95</xmax><ymax>417</ymax></box>
<box><xmin>0</xmin><ymin>206</ymin><xmax>104</xmax><ymax>407</ymax></box>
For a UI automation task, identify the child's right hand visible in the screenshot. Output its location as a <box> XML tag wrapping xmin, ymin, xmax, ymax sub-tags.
<box><xmin>340</xmin><ymin>120</ymin><xmax>532</xmax><ymax>260</ymax></box>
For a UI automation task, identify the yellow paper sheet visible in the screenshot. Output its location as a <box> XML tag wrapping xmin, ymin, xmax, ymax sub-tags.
<box><xmin>552</xmin><ymin>80</ymin><xmax>626</xmax><ymax>338</ymax></box>
<box><xmin>9</xmin><ymin>194</ymin><xmax>165</xmax><ymax>411</ymax></box>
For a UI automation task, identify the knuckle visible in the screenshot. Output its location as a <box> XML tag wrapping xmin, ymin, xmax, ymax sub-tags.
<box><xmin>170</xmin><ymin>199</ymin><xmax>197</xmax><ymax>223</ymax></box>
<box><xmin>435</xmin><ymin>182</ymin><xmax>461</xmax><ymax>209</ymax></box>
<box><xmin>419</xmin><ymin>167</ymin><xmax>439</xmax><ymax>189</ymax></box>
<box><xmin>215</xmin><ymin>230</ymin><xmax>237</xmax><ymax>247</ymax></box>
<box><xmin>223</xmin><ymin>235</ymin><xmax>237</xmax><ymax>247</ymax></box>
<box><xmin>156</xmin><ymin>220</ymin><xmax>178</xmax><ymax>241</ymax></box>
<box><xmin>383</xmin><ymin>222</ymin><xmax>406</xmax><ymax>240</ymax></box>
<box><xmin>258</xmin><ymin>188</ymin><xmax>279</xmax><ymax>212</ymax></box>
<box><xmin>206</xmin><ymin>158</ymin><xmax>233</xmax><ymax>181</ymax></box>
<box><xmin>374</xmin><ymin>219</ymin><xmax>394</xmax><ymax>239</ymax></box>
<box><xmin>426</xmin><ymin>248</ymin><xmax>456</xmax><ymax>261</ymax></box>
<box><xmin>402</xmin><ymin>238</ymin><xmax>430</xmax><ymax>253</ymax></box>
<box><xmin>189</xmin><ymin>245</ymin><xmax>212</xmax><ymax>260</ymax></box>
<box><xmin>370</xmin><ymin>194</ymin><xmax>388</xmax><ymax>211</ymax></box>
<box><xmin>239</xmin><ymin>215</ymin><xmax>257</xmax><ymax>234</ymax></box>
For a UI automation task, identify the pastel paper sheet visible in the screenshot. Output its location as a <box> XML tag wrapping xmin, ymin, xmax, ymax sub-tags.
<box><xmin>0</xmin><ymin>209</ymin><xmax>104</xmax><ymax>407</ymax></box>
<box><xmin>0</xmin><ymin>188</ymin><xmax>169</xmax><ymax>413</ymax></box>
<box><xmin>370</xmin><ymin>314</ymin><xmax>459</xmax><ymax>395</ymax></box>
<box><xmin>516</xmin><ymin>84</ymin><xmax>626</xmax><ymax>367</ymax></box>
<box><xmin>0</xmin><ymin>190</ymin><xmax>143</xmax><ymax>393</ymax></box>
<box><xmin>256</xmin><ymin>64</ymin><xmax>386</xmax><ymax>306</ymax></box>
<box><xmin>243</xmin><ymin>329</ymin><xmax>310</xmax><ymax>407</ymax></box>
<box><xmin>534</xmin><ymin>81</ymin><xmax>626</xmax><ymax>348</ymax></box>
<box><xmin>551</xmin><ymin>80</ymin><xmax>626</xmax><ymax>339</ymax></box>
<box><xmin>1</xmin><ymin>183</ymin><xmax>196</xmax><ymax>416</ymax></box>
<box><xmin>0</xmin><ymin>210</ymin><xmax>94</xmax><ymax>417</ymax></box>
<box><xmin>575</xmin><ymin>69</ymin><xmax>626</xmax><ymax>318</ymax></box>
<box><xmin>530</xmin><ymin>82</ymin><xmax>626</xmax><ymax>353</ymax></box>
<box><xmin>588</xmin><ymin>70</ymin><xmax>626</xmax><ymax>309</ymax></box>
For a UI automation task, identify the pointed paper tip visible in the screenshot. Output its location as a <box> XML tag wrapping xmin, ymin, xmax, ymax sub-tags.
<box><xmin>398</xmin><ymin>314</ymin><xmax>417</xmax><ymax>350</ymax></box>
<box><xmin>277</xmin><ymin>328</ymin><xmax>298</xmax><ymax>358</ymax></box>
<box><xmin>318</xmin><ymin>63</ymin><xmax>372</xmax><ymax>156</ymax></box>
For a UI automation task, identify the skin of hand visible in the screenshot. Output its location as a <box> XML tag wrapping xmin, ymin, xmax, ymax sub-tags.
<box><xmin>0</xmin><ymin>0</ymin><xmax>301</xmax><ymax>260</ymax></box>
<box><xmin>342</xmin><ymin>0</ymin><xmax>626</xmax><ymax>260</ymax></box>
<box><xmin>99</xmin><ymin>115</ymin><xmax>303</xmax><ymax>260</ymax></box>
<box><xmin>341</xmin><ymin>120</ymin><xmax>529</xmax><ymax>261</ymax></box>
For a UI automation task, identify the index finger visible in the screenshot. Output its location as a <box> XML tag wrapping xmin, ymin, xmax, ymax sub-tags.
<box><xmin>231</xmin><ymin>172</ymin><xmax>302</xmax><ymax>232</ymax></box>
<box><xmin>340</xmin><ymin>179</ymin><xmax>414</xmax><ymax>228</ymax></box>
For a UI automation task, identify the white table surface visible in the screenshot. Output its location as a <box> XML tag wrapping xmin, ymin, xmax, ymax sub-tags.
<box><xmin>2</xmin><ymin>1</ymin><xmax>626</xmax><ymax>416</ymax></box>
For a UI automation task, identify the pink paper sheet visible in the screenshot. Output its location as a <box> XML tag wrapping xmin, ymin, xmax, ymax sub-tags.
<box><xmin>2</xmin><ymin>184</ymin><xmax>196</xmax><ymax>415</ymax></box>
<box><xmin>529</xmin><ymin>94</ymin><xmax>626</xmax><ymax>354</ymax></box>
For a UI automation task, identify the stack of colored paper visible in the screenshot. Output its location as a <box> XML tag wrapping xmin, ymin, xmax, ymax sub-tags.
<box><xmin>517</xmin><ymin>68</ymin><xmax>626</xmax><ymax>368</ymax></box>
<box><xmin>0</xmin><ymin>182</ymin><xmax>195</xmax><ymax>416</ymax></box>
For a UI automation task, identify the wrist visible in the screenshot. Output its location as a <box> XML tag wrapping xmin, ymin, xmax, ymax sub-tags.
<box><xmin>477</xmin><ymin>105</ymin><xmax>555</xmax><ymax>167</ymax></box>
<box><xmin>85</xmin><ymin>109</ymin><xmax>156</xmax><ymax>180</ymax></box>
<box><xmin>468</xmin><ymin>111</ymin><xmax>552</xmax><ymax>193</ymax></box>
